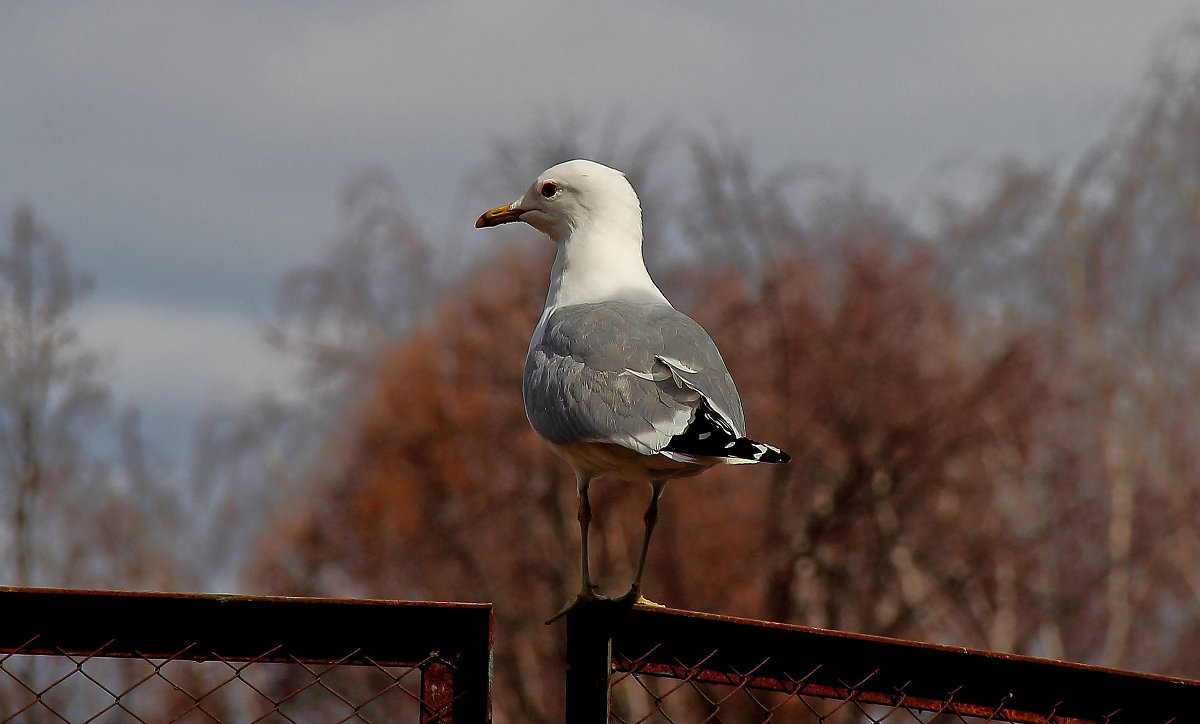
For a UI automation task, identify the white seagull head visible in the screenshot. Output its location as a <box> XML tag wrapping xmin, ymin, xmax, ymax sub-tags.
<box><xmin>475</xmin><ymin>159</ymin><xmax>642</xmax><ymax>245</ymax></box>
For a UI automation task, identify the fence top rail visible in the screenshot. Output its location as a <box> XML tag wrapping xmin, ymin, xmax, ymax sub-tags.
<box><xmin>0</xmin><ymin>586</ymin><xmax>493</xmax><ymax>670</ymax></box>
<box><xmin>0</xmin><ymin>585</ymin><xmax>492</xmax><ymax>612</ymax></box>
<box><xmin>584</xmin><ymin>602</ymin><xmax>1200</xmax><ymax>724</ymax></box>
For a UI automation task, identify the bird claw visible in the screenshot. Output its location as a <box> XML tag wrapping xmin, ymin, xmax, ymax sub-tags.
<box><xmin>612</xmin><ymin>586</ymin><xmax>663</xmax><ymax>609</ymax></box>
<box><xmin>545</xmin><ymin>588</ymin><xmax>609</xmax><ymax>624</ymax></box>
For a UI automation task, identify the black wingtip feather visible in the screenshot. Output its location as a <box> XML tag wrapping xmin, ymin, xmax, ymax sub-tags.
<box><xmin>664</xmin><ymin>405</ymin><xmax>790</xmax><ymax>464</ymax></box>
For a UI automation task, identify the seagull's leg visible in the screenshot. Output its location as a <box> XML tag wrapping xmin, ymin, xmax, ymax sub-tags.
<box><xmin>547</xmin><ymin>472</ymin><xmax>605</xmax><ymax>624</ymax></box>
<box><xmin>616</xmin><ymin>480</ymin><xmax>668</xmax><ymax>607</ymax></box>
<box><xmin>576</xmin><ymin>472</ymin><xmax>603</xmax><ymax>598</ymax></box>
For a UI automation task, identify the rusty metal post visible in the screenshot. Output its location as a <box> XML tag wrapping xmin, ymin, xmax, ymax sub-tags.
<box><xmin>421</xmin><ymin>658</ymin><xmax>455</xmax><ymax>723</ymax></box>
<box><xmin>564</xmin><ymin>600</ymin><xmax>615</xmax><ymax>723</ymax></box>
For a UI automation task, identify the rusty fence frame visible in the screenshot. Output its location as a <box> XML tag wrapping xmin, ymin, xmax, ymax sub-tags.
<box><xmin>0</xmin><ymin>587</ymin><xmax>493</xmax><ymax>723</ymax></box>
<box><xmin>564</xmin><ymin>601</ymin><xmax>1200</xmax><ymax>723</ymax></box>
<box><xmin>5</xmin><ymin>588</ymin><xmax>1200</xmax><ymax>722</ymax></box>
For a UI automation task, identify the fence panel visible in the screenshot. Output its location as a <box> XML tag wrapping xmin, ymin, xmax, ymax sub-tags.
<box><xmin>565</xmin><ymin>601</ymin><xmax>1200</xmax><ymax>724</ymax></box>
<box><xmin>0</xmin><ymin>587</ymin><xmax>492</xmax><ymax>724</ymax></box>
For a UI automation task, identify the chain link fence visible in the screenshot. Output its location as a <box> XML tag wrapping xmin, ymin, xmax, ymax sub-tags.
<box><xmin>566</xmin><ymin>603</ymin><xmax>1200</xmax><ymax>724</ymax></box>
<box><xmin>6</xmin><ymin>589</ymin><xmax>1199</xmax><ymax>723</ymax></box>
<box><xmin>0</xmin><ymin>588</ymin><xmax>492</xmax><ymax>724</ymax></box>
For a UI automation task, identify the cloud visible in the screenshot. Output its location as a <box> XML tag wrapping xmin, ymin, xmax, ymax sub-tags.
<box><xmin>3</xmin><ymin>0</ymin><xmax>1197</xmax><ymax>460</ymax></box>
<box><xmin>76</xmin><ymin>302</ymin><xmax>296</xmax><ymax>453</ymax></box>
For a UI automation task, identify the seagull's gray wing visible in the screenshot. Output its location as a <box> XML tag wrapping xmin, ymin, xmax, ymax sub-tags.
<box><xmin>523</xmin><ymin>300</ymin><xmax>746</xmax><ymax>459</ymax></box>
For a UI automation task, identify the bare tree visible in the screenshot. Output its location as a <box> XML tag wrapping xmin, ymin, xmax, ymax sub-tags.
<box><xmin>189</xmin><ymin>169</ymin><xmax>445</xmax><ymax>591</ymax></box>
<box><xmin>0</xmin><ymin>203</ymin><xmax>185</xmax><ymax>590</ymax></box>
<box><xmin>1030</xmin><ymin>22</ymin><xmax>1200</xmax><ymax>671</ymax></box>
<box><xmin>0</xmin><ymin>204</ymin><xmax>109</xmax><ymax>585</ymax></box>
<box><xmin>264</xmin><ymin>168</ymin><xmax>436</xmax><ymax>405</ymax></box>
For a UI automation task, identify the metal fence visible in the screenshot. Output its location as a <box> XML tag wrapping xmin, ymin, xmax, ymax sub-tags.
<box><xmin>564</xmin><ymin>601</ymin><xmax>1200</xmax><ymax>724</ymax></box>
<box><xmin>0</xmin><ymin>587</ymin><xmax>492</xmax><ymax>724</ymax></box>
<box><xmin>5</xmin><ymin>589</ymin><xmax>1200</xmax><ymax>723</ymax></box>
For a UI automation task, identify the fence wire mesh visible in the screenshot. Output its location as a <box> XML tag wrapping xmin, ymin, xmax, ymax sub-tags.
<box><xmin>609</xmin><ymin>650</ymin><xmax>1062</xmax><ymax>724</ymax></box>
<box><xmin>566</xmin><ymin>603</ymin><xmax>1200</xmax><ymax>724</ymax></box>
<box><xmin>0</xmin><ymin>588</ymin><xmax>492</xmax><ymax>724</ymax></box>
<box><xmin>1</xmin><ymin>639</ymin><xmax>453</xmax><ymax>724</ymax></box>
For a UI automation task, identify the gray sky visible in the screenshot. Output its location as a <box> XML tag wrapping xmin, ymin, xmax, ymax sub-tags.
<box><xmin>1</xmin><ymin>2</ymin><xmax>1195</xmax><ymax>457</ymax></box>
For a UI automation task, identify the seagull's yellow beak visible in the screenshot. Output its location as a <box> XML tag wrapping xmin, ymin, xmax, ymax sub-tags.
<box><xmin>475</xmin><ymin>203</ymin><xmax>525</xmax><ymax>228</ymax></box>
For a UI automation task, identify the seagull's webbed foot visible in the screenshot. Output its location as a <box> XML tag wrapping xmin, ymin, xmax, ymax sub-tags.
<box><xmin>545</xmin><ymin>587</ymin><xmax>609</xmax><ymax>625</ymax></box>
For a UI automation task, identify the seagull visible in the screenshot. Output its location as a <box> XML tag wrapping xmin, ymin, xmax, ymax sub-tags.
<box><xmin>476</xmin><ymin>159</ymin><xmax>789</xmax><ymax>621</ymax></box>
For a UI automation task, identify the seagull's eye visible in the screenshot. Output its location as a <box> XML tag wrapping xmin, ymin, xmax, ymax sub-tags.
<box><xmin>540</xmin><ymin>182</ymin><xmax>558</xmax><ymax>198</ymax></box>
